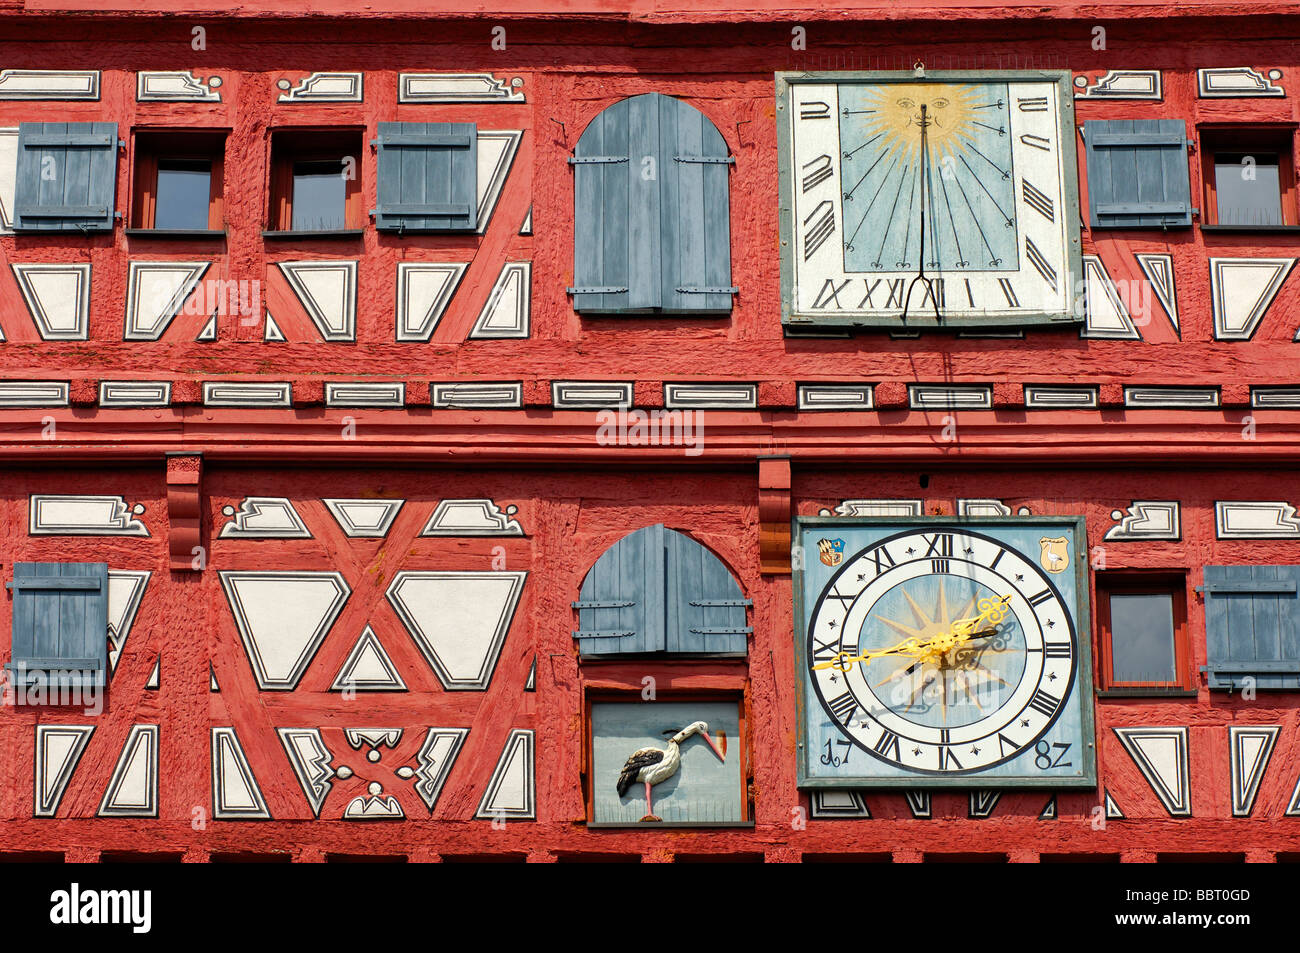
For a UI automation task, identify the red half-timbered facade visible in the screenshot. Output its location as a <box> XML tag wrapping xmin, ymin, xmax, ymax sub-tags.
<box><xmin>1</xmin><ymin>0</ymin><xmax>1300</xmax><ymax>863</ymax></box>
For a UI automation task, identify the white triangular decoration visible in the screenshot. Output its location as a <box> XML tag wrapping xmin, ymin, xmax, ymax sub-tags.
<box><xmin>212</xmin><ymin>727</ymin><xmax>271</xmax><ymax>819</ymax></box>
<box><xmin>525</xmin><ymin>656</ymin><xmax>536</xmax><ymax>692</ymax></box>
<box><xmin>395</xmin><ymin>262</ymin><xmax>467</xmax><ymax>342</ymax></box>
<box><xmin>219</xmin><ymin>571</ymin><xmax>350</xmax><ymax>690</ymax></box>
<box><xmin>98</xmin><ymin>724</ymin><xmax>158</xmax><ymax>817</ymax></box>
<box><xmin>11</xmin><ymin>262</ymin><xmax>90</xmax><ymax>340</ymax></box>
<box><xmin>210</xmin><ymin>663</ymin><xmax>220</xmax><ymax>692</ymax></box>
<box><xmin>106</xmin><ymin>569</ymin><xmax>150</xmax><ymax>676</ymax></box>
<box><xmin>1230</xmin><ymin>725</ymin><xmax>1279</xmax><ymax>817</ymax></box>
<box><xmin>278</xmin><ymin>260</ymin><xmax>357</xmax><ymax>342</ymax></box>
<box><xmin>124</xmin><ymin>261</ymin><xmax>210</xmax><ymax>340</ymax></box>
<box><xmin>413</xmin><ymin>728</ymin><xmax>469</xmax><ymax>812</ymax></box>
<box><xmin>331</xmin><ymin>626</ymin><xmax>407</xmax><ymax>692</ymax></box>
<box><xmin>904</xmin><ymin>790</ymin><xmax>931</xmax><ymax>818</ymax></box>
<box><xmin>322</xmin><ymin>498</ymin><xmax>404</xmax><ymax>538</ymax></box>
<box><xmin>196</xmin><ymin>311</ymin><xmax>218</xmax><ymax>341</ymax></box>
<box><xmin>277</xmin><ymin>727</ymin><xmax>335</xmax><ymax>818</ymax></box>
<box><xmin>469</xmin><ymin>261</ymin><xmax>531</xmax><ymax>339</ymax></box>
<box><xmin>519</xmin><ymin>205</ymin><xmax>532</xmax><ymax>235</ymax></box>
<box><xmin>145</xmin><ymin>655</ymin><xmax>160</xmax><ymax>690</ymax></box>
<box><xmin>475</xmin><ymin>130</ymin><xmax>522</xmax><ymax>234</ymax></box>
<box><xmin>1114</xmin><ymin>726</ymin><xmax>1191</xmax><ymax>816</ymax></box>
<box><xmin>1135</xmin><ymin>252</ymin><xmax>1179</xmax><ymax>335</ymax></box>
<box><xmin>1210</xmin><ymin>257</ymin><xmax>1294</xmax><ymax>340</ymax></box>
<box><xmin>476</xmin><ymin>728</ymin><xmax>534</xmax><ymax>819</ymax></box>
<box><xmin>386</xmin><ymin>571</ymin><xmax>525</xmax><ymax>690</ymax></box>
<box><xmin>1104</xmin><ymin>788</ymin><xmax>1126</xmax><ymax>819</ymax></box>
<box><xmin>264</xmin><ymin>310</ymin><xmax>285</xmax><ymax>342</ymax></box>
<box><xmin>1081</xmin><ymin>255</ymin><xmax>1139</xmax><ymax>339</ymax></box>
<box><xmin>35</xmin><ymin>725</ymin><xmax>94</xmax><ymax>817</ymax></box>
<box><xmin>1038</xmin><ymin>795</ymin><xmax>1057</xmax><ymax>820</ymax></box>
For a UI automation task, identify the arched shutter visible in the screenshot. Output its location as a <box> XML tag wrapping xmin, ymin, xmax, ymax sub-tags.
<box><xmin>664</xmin><ymin>529</ymin><xmax>750</xmax><ymax>655</ymax></box>
<box><xmin>573</xmin><ymin>523</ymin><xmax>665</xmax><ymax>656</ymax></box>
<box><xmin>571</xmin><ymin>93</ymin><xmax>733</xmax><ymax>314</ymax></box>
<box><xmin>573</xmin><ymin>524</ymin><xmax>749</xmax><ymax>657</ymax></box>
<box><xmin>657</xmin><ymin>95</ymin><xmax>735</xmax><ymax>313</ymax></box>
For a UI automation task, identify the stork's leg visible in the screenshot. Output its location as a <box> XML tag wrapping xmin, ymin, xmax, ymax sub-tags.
<box><xmin>644</xmin><ymin>781</ymin><xmax>653</xmax><ymax>817</ymax></box>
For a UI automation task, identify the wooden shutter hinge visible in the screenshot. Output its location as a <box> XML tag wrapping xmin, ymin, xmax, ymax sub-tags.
<box><xmin>676</xmin><ymin>286</ymin><xmax>738</xmax><ymax>294</ymax></box>
<box><xmin>572</xmin><ymin>600</ymin><xmax>635</xmax><ymax>609</ymax></box>
<box><xmin>568</xmin><ymin>155</ymin><xmax>628</xmax><ymax>164</ymax></box>
<box><xmin>567</xmin><ymin>286</ymin><xmax>627</xmax><ymax>294</ymax></box>
<box><xmin>690</xmin><ymin>627</ymin><xmax>754</xmax><ymax>635</ymax></box>
<box><xmin>572</xmin><ymin>630</ymin><xmax>636</xmax><ymax>640</ymax></box>
<box><xmin>688</xmin><ymin>598</ymin><xmax>752</xmax><ymax>607</ymax></box>
<box><xmin>674</xmin><ymin>154</ymin><xmax>735</xmax><ymax>165</ymax></box>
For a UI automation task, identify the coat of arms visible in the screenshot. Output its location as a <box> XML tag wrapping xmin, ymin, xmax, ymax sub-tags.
<box><xmin>1039</xmin><ymin>536</ymin><xmax>1069</xmax><ymax>574</ymax></box>
<box><xmin>818</xmin><ymin>538</ymin><xmax>845</xmax><ymax>567</ymax></box>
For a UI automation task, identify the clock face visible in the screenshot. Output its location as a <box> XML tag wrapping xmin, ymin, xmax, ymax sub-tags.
<box><xmin>795</xmin><ymin>518</ymin><xmax>1096</xmax><ymax>788</ymax></box>
<box><xmin>778</xmin><ymin>71</ymin><xmax>1082</xmax><ymax>329</ymax></box>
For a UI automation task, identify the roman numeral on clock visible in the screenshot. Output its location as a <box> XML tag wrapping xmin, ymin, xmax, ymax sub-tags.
<box><xmin>803</xmin><ymin>200</ymin><xmax>835</xmax><ymax>261</ymax></box>
<box><xmin>923</xmin><ymin>533</ymin><xmax>954</xmax><ymax>558</ymax></box>
<box><xmin>1027</xmin><ymin>688</ymin><xmax>1061</xmax><ymax>717</ymax></box>
<box><xmin>1022</xmin><ymin>179</ymin><xmax>1055</xmax><ymax>221</ymax></box>
<box><xmin>939</xmin><ymin>745</ymin><xmax>963</xmax><ymax>770</ymax></box>
<box><xmin>1027</xmin><ymin>589</ymin><xmax>1053</xmax><ymax>608</ymax></box>
<box><xmin>997</xmin><ymin>732</ymin><xmax>1020</xmax><ymax>757</ymax></box>
<box><xmin>870</xmin><ymin>545</ymin><xmax>896</xmax><ymax>576</ymax></box>
<box><xmin>873</xmin><ymin>728</ymin><xmax>901</xmax><ymax>761</ymax></box>
<box><xmin>988</xmin><ymin>548</ymin><xmax>1005</xmax><ymax>571</ymax></box>
<box><xmin>1025</xmin><ymin>236</ymin><xmax>1057</xmax><ymax>292</ymax></box>
<box><xmin>1044</xmin><ymin>642</ymin><xmax>1072</xmax><ymax>658</ymax></box>
<box><xmin>998</xmin><ymin>278</ymin><xmax>1020</xmax><ymax>308</ymax></box>
<box><xmin>827</xmin><ymin>691</ymin><xmax>861</xmax><ymax>726</ymax></box>
<box><xmin>802</xmin><ymin>154</ymin><xmax>833</xmax><ymax>193</ymax></box>
<box><xmin>800</xmin><ymin>100</ymin><xmax>830</xmax><ymax>120</ymax></box>
<box><xmin>1016</xmin><ymin>95</ymin><xmax>1049</xmax><ymax>112</ymax></box>
<box><xmin>811</xmin><ymin>637</ymin><xmax>842</xmax><ymax>663</ymax></box>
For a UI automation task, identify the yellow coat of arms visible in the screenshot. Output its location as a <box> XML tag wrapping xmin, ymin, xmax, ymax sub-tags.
<box><xmin>1039</xmin><ymin>536</ymin><xmax>1069</xmax><ymax>574</ymax></box>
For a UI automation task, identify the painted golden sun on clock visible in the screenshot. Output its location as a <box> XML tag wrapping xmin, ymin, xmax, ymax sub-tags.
<box><xmin>857</xmin><ymin>82</ymin><xmax>985</xmax><ymax>159</ymax></box>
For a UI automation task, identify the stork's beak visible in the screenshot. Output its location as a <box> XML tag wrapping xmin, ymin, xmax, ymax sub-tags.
<box><xmin>700</xmin><ymin>730</ymin><xmax>727</xmax><ymax>762</ymax></box>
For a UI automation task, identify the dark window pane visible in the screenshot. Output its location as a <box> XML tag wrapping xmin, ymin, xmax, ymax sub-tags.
<box><xmin>292</xmin><ymin>160</ymin><xmax>346</xmax><ymax>230</ymax></box>
<box><xmin>1110</xmin><ymin>592</ymin><xmax>1176</xmax><ymax>683</ymax></box>
<box><xmin>1214</xmin><ymin>152</ymin><xmax>1282</xmax><ymax>226</ymax></box>
<box><xmin>154</xmin><ymin>159</ymin><xmax>211</xmax><ymax>230</ymax></box>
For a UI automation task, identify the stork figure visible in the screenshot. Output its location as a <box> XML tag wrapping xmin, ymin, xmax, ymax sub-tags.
<box><xmin>616</xmin><ymin>720</ymin><xmax>726</xmax><ymax>822</ymax></box>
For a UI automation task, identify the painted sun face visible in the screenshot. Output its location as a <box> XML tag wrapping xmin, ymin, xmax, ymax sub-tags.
<box><xmin>861</xmin><ymin>83</ymin><xmax>984</xmax><ymax>160</ymax></box>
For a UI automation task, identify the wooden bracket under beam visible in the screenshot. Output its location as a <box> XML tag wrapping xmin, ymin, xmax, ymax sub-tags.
<box><xmin>166</xmin><ymin>452</ymin><xmax>203</xmax><ymax>572</ymax></box>
<box><xmin>758</xmin><ymin>455</ymin><xmax>792</xmax><ymax>575</ymax></box>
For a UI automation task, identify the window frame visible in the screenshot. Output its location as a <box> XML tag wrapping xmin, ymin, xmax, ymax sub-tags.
<box><xmin>1199</xmin><ymin>124</ymin><xmax>1299</xmax><ymax>229</ymax></box>
<box><xmin>129</xmin><ymin>129</ymin><xmax>226</xmax><ymax>233</ymax></box>
<box><xmin>1095</xmin><ymin>571</ymin><xmax>1193</xmax><ymax>694</ymax></box>
<box><xmin>266</xmin><ymin>127</ymin><xmax>364</xmax><ymax>235</ymax></box>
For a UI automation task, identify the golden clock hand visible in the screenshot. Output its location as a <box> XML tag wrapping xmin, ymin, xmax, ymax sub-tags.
<box><xmin>814</xmin><ymin>637</ymin><xmax>927</xmax><ymax>672</ymax></box>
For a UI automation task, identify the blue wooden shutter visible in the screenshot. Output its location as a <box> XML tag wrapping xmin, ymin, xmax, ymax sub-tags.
<box><xmin>657</xmin><ymin>95</ymin><xmax>735</xmax><ymax>313</ymax></box>
<box><xmin>8</xmin><ymin>562</ymin><xmax>109</xmax><ymax>686</ymax></box>
<box><xmin>573</xmin><ymin>524</ymin><xmax>666</xmax><ymax>656</ymax></box>
<box><xmin>664</xmin><ymin>529</ymin><xmax>750</xmax><ymax>655</ymax></box>
<box><xmin>14</xmin><ymin>122</ymin><xmax>117</xmax><ymax>232</ymax></box>
<box><xmin>1084</xmin><ymin>119</ymin><xmax>1191</xmax><ymax>228</ymax></box>
<box><xmin>373</xmin><ymin>122</ymin><xmax>477</xmax><ymax>232</ymax></box>
<box><xmin>570</xmin><ymin>95</ymin><xmax>652</xmax><ymax>311</ymax></box>
<box><xmin>1201</xmin><ymin>565</ymin><xmax>1300</xmax><ymax>690</ymax></box>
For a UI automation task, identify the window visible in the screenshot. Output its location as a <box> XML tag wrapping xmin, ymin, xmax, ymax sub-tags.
<box><xmin>1083</xmin><ymin>119</ymin><xmax>1192</xmax><ymax>228</ymax></box>
<box><xmin>1200</xmin><ymin>127</ymin><xmax>1297</xmax><ymax>227</ymax></box>
<box><xmin>267</xmin><ymin>129</ymin><xmax>362</xmax><ymax>234</ymax></box>
<box><xmin>572</xmin><ymin>524</ymin><xmax>750</xmax><ymax>657</ymax></box>
<box><xmin>13</xmin><ymin>122</ymin><xmax>117</xmax><ymax>232</ymax></box>
<box><xmin>1202</xmin><ymin>565</ymin><xmax>1300</xmax><ymax>690</ymax></box>
<box><xmin>1096</xmin><ymin>573</ymin><xmax>1190</xmax><ymax>692</ymax></box>
<box><xmin>130</xmin><ymin>130</ymin><xmax>224</xmax><ymax>232</ymax></box>
<box><xmin>373</xmin><ymin>121</ymin><xmax>478</xmax><ymax>232</ymax></box>
<box><xmin>7</xmin><ymin>562</ymin><xmax>108</xmax><ymax>687</ymax></box>
<box><xmin>569</xmin><ymin>93</ymin><xmax>735</xmax><ymax>314</ymax></box>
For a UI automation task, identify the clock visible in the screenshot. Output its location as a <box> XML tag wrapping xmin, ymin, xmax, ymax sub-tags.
<box><xmin>794</xmin><ymin>517</ymin><xmax>1096</xmax><ymax>788</ymax></box>
<box><xmin>777</xmin><ymin>70</ymin><xmax>1083</xmax><ymax>329</ymax></box>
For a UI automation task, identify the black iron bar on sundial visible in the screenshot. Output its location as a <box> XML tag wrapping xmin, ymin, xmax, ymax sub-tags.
<box><xmin>901</xmin><ymin>103</ymin><xmax>943</xmax><ymax>324</ymax></box>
